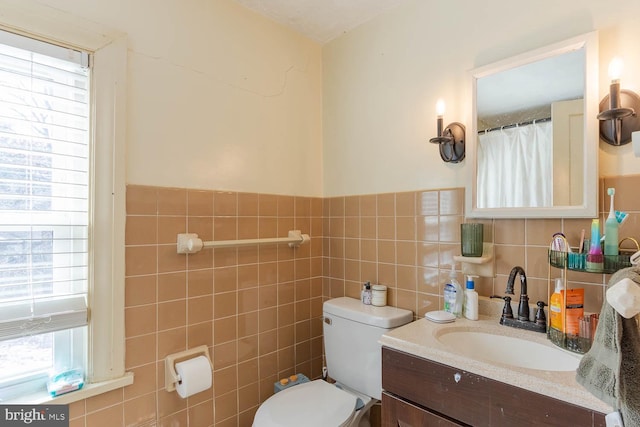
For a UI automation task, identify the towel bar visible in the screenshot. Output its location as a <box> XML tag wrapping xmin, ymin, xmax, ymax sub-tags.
<box><xmin>176</xmin><ymin>230</ymin><xmax>311</xmax><ymax>254</ymax></box>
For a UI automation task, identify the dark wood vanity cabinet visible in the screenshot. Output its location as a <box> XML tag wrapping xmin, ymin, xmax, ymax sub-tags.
<box><xmin>382</xmin><ymin>347</ymin><xmax>607</xmax><ymax>427</ymax></box>
<box><xmin>382</xmin><ymin>392</ymin><xmax>464</xmax><ymax>427</ymax></box>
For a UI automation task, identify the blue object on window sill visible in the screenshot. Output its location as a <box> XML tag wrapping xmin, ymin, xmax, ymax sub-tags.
<box><xmin>47</xmin><ymin>369</ymin><xmax>84</xmax><ymax>397</ymax></box>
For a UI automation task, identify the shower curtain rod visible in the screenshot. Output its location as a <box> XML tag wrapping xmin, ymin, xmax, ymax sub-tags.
<box><xmin>478</xmin><ymin>116</ymin><xmax>551</xmax><ymax>134</ymax></box>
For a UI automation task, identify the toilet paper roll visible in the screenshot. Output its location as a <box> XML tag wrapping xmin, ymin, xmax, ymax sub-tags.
<box><xmin>175</xmin><ymin>355</ymin><xmax>212</xmax><ymax>398</ymax></box>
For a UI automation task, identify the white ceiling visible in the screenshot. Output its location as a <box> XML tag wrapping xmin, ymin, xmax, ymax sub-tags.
<box><xmin>233</xmin><ymin>0</ymin><xmax>407</xmax><ymax>44</ymax></box>
<box><xmin>477</xmin><ymin>48</ymin><xmax>585</xmax><ymax>118</ymax></box>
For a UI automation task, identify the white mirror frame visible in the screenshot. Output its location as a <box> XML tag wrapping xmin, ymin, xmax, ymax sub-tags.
<box><xmin>466</xmin><ymin>31</ymin><xmax>599</xmax><ymax>219</ymax></box>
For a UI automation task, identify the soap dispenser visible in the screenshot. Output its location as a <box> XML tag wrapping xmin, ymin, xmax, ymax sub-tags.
<box><xmin>463</xmin><ymin>275</ymin><xmax>479</xmax><ymax>320</ymax></box>
<box><xmin>549</xmin><ymin>278</ymin><xmax>565</xmax><ymax>333</ymax></box>
<box><xmin>549</xmin><ymin>277</ymin><xmax>565</xmax><ymax>346</ymax></box>
<box><xmin>361</xmin><ymin>282</ymin><xmax>372</xmax><ymax>305</ymax></box>
<box><xmin>443</xmin><ymin>265</ymin><xmax>463</xmax><ymax>317</ymax></box>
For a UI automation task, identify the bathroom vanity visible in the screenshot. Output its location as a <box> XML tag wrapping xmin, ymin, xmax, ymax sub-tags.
<box><xmin>379</xmin><ymin>317</ymin><xmax>610</xmax><ymax>427</ymax></box>
<box><xmin>382</xmin><ymin>348</ymin><xmax>605</xmax><ymax>426</ymax></box>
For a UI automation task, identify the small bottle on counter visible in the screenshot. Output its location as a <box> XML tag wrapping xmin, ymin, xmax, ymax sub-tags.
<box><xmin>361</xmin><ymin>282</ymin><xmax>372</xmax><ymax>305</ymax></box>
<box><xmin>463</xmin><ymin>275</ymin><xmax>479</xmax><ymax>321</ymax></box>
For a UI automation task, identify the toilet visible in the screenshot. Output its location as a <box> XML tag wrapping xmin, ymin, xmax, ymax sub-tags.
<box><xmin>253</xmin><ymin>296</ymin><xmax>413</xmax><ymax>427</ymax></box>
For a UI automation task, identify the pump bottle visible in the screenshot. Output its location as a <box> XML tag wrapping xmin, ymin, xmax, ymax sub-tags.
<box><xmin>361</xmin><ymin>282</ymin><xmax>372</xmax><ymax>305</ymax></box>
<box><xmin>549</xmin><ymin>278</ymin><xmax>565</xmax><ymax>330</ymax></box>
<box><xmin>463</xmin><ymin>275</ymin><xmax>479</xmax><ymax>320</ymax></box>
<box><xmin>549</xmin><ymin>277</ymin><xmax>565</xmax><ymax>347</ymax></box>
<box><xmin>443</xmin><ymin>265</ymin><xmax>463</xmax><ymax>317</ymax></box>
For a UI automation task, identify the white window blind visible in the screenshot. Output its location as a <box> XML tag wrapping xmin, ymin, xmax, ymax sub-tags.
<box><xmin>0</xmin><ymin>31</ymin><xmax>90</xmax><ymax>341</ymax></box>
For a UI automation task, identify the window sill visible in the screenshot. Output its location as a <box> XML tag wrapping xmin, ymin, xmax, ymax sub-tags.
<box><xmin>5</xmin><ymin>373</ymin><xmax>134</xmax><ymax>405</ymax></box>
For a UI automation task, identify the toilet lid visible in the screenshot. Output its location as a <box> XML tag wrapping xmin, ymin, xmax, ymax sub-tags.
<box><xmin>253</xmin><ymin>380</ymin><xmax>357</xmax><ymax>427</ymax></box>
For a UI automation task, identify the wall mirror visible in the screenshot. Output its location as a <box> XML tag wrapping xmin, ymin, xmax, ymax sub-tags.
<box><xmin>466</xmin><ymin>32</ymin><xmax>599</xmax><ymax>218</ymax></box>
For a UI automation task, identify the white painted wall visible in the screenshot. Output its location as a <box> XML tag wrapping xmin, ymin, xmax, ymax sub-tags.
<box><xmin>4</xmin><ymin>0</ymin><xmax>638</xmax><ymax>198</ymax></box>
<box><xmin>323</xmin><ymin>0</ymin><xmax>640</xmax><ymax>196</ymax></box>
<box><xmin>0</xmin><ymin>0</ymin><xmax>324</xmax><ymax>197</ymax></box>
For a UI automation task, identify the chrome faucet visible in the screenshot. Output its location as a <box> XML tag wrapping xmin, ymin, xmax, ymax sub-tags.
<box><xmin>505</xmin><ymin>266</ymin><xmax>529</xmax><ymax>321</ymax></box>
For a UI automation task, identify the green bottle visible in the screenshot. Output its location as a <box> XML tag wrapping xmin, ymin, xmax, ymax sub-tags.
<box><xmin>604</xmin><ymin>188</ymin><xmax>619</xmax><ymax>256</ymax></box>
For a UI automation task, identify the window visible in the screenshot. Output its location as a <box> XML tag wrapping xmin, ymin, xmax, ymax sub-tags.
<box><xmin>0</xmin><ymin>21</ymin><xmax>130</xmax><ymax>402</ymax></box>
<box><xmin>0</xmin><ymin>30</ymin><xmax>91</xmax><ymax>400</ymax></box>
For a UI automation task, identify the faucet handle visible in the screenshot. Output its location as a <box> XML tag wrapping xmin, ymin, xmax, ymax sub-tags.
<box><xmin>490</xmin><ymin>295</ymin><xmax>513</xmax><ymax>323</ymax></box>
<box><xmin>535</xmin><ymin>301</ymin><xmax>547</xmax><ymax>326</ymax></box>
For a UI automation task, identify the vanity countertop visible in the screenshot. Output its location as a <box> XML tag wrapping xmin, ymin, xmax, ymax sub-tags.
<box><xmin>379</xmin><ymin>316</ymin><xmax>612</xmax><ymax>414</ymax></box>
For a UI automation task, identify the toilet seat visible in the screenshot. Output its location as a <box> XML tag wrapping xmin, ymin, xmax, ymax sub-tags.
<box><xmin>253</xmin><ymin>380</ymin><xmax>357</xmax><ymax>427</ymax></box>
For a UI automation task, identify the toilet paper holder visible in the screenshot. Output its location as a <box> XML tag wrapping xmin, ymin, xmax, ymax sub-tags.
<box><xmin>165</xmin><ymin>345</ymin><xmax>213</xmax><ymax>392</ymax></box>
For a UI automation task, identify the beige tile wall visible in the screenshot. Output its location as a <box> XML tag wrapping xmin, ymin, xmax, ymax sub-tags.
<box><xmin>323</xmin><ymin>175</ymin><xmax>640</xmax><ymax>318</ymax></box>
<box><xmin>68</xmin><ymin>174</ymin><xmax>640</xmax><ymax>426</ymax></box>
<box><xmin>70</xmin><ymin>186</ymin><xmax>324</xmax><ymax>427</ymax></box>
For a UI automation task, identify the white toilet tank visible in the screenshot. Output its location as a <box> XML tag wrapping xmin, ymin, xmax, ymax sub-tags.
<box><xmin>323</xmin><ymin>297</ymin><xmax>413</xmax><ymax>400</ymax></box>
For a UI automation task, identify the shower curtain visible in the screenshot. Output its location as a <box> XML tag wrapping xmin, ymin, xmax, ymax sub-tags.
<box><xmin>477</xmin><ymin>121</ymin><xmax>553</xmax><ymax>208</ymax></box>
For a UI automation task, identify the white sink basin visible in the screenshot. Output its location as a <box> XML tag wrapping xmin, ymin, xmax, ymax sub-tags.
<box><xmin>436</xmin><ymin>330</ymin><xmax>581</xmax><ymax>371</ymax></box>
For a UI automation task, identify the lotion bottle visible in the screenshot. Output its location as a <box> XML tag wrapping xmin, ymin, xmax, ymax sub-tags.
<box><xmin>443</xmin><ymin>265</ymin><xmax>463</xmax><ymax>317</ymax></box>
<box><xmin>463</xmin><ymin>275</ymin><xmax>479</xmax><ymax>320</ymax></box>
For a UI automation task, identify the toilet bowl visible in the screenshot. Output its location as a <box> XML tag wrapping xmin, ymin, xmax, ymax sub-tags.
<box><xmin>252</xmin><ymin>379</ymin><xmax>375</xmax><ymax>427</ymax></box>
<box><xmin>252</xmin><ymin>297</ymin><xmax>413</xmax><ymax>427</ymax></box>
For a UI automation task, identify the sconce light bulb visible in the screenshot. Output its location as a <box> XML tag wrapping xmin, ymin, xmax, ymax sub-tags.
<box><xmin>436</xmin><ymin>99</ymin><xmax>445</xmax><ymax>118</ymax></box>
<box><xmin>608</xmin><ymin>57</ymin><xmax>624</xmax><ymax>82</ymax></box>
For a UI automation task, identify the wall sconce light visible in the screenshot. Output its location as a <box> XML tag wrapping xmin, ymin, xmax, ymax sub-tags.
<box><xmin>429</xmin><ymin>99</ymin><xmax>465</xmax><ymax>163</ymax></box>
<box><xmin>597</xmin><ymin>57</ymin><xmax>640</xmax><ymax>146</ymax></box>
